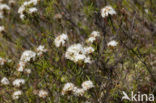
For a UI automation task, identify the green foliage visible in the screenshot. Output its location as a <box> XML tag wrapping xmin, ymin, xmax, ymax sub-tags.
<box><xmin>0</xmin><ymin>0</ymin><xmax>155</xmax><ymax>102</ymax></box>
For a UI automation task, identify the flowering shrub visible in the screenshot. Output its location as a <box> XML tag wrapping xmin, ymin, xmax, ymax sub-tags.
<box><xmin>0</xmin><ymin>0</ymin><xmax>155</xmax><ymax>103</ymax></box>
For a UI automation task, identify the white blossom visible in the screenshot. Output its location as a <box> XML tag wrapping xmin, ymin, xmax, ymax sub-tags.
<box><xmin>54</xmin><ymin>33</ymin><xmax>68</xmax><ymax>47</ymax></box>
<box><xmin>81</xmin><ymin>80</ymin><xmax>94</xmax><ymax>91</ymax></box>
<box><xmin>20</xmin><ymin>13</ymin><xmax>25</xmax><ymax>20</ymax></box>
<box><xmin>0</xmin><ymin>26</ymin><xmax>5</xmax><ymax>32</ymax></box>
<box><xmin>65</xmin><ymin>44</ymin><xmax>94</xmax><ymax>64</ymax></box>
<box><xmin>86</xmin><ymin>37</ymin><xmax>96</xmax><ymax>43</ymax></box>
<box><xmin>9</xmin><ymin>0</ymin><xmax>16</xmax><ymax>5</ymax></box>
<box><xmin>24</xmin><ymin>68</ymin><xmax>31</xmax><ymax>74</ymax></box>
<box><xmin>36</xmin><ymin>45</ymin><xmax>47</xmax><ymax>56</ymax></box>
<box><xmin>90</xmin><ymin>31</ymin><xmax>100</xmax><ymax>38</ymax></box>
<box><xmin>145</xmin><ymin>9</ymin><xmax>148</xmax><ymax>14</ymax></box>
<box><xmin>84</xmin><ymin>56</ymin><xmax>92</xmax><ymax>64</ymax></box>
<box><xmin>23</xmin><ymin>1</ymin><xmax>31</xmax><ymax>6</ymax></box>
<box><xmin>38</xmin><ymin>90</ymin><xmax>48</xmax><ymax>98</ymax></box>
<box><xmin>62</xmin><ymin>83</ymin><xmax>75</xmax><ymax>95</ymax></box>
<box><xmin>18</xmin><ymin>6</ymin><xmax>25</xmax><ymax>14</ymax></box>
<box><xmin>86</xmin><ymin>31</ymin><xmax>100</xmax><ymax>43</ymax></box>
<box><xmin>0</xmin><ymin>57</ymin><xmax>6</xmax><ymax>65</ymax></box>
<box><xmin>84</xmin><ymin>46</ymin><xmax>95</xmax><ymax>54</ymax></box>
<box><xmin>18</xmin><ymin>0</ymin><xmax>39</xmax><ymax>19</ymax></box>
<box><xmin>107</xmin><ymin>40</ymin><xmax>118</xmax><ymax>47</ymax></box>
<box><xmin>0</xmin><ymin>4</ymin><xmax>10</xmax><ymax>11</ymax></box>
<box><xmin>20</xmin><ymin>50</ymin><xmax>36</xmax><ymax>62</ymax></box>
<box><xmin>12</xmin><ymin>79</ymin><xmax>25</xmax><ymax>87</ymax></box>
<box><xmin>0</xmin><ymin>12</ymin><xmax>3</xmax><ymax>19</ymax></box>
<box><xmin>28</xmin><ymin>7</ymin><xmax>38</xmax><ymax>14</ymax></box>
<box><xmin>73</xmin><ymin>87</ymin><xmax>85</xmax><ymax>96</ymax></box>
<box><xmin>65</xmin><ymin>44</ymin><xmax>86</xmax><ymax>63</ymax></box>
<box><xmin>17</xmin><ymin>61</ymin><xmax>26</xmax><ymax>72</ymax></box>
<box><xmin>101</xmin><ymin>5</ymin><xmax>116</xmax><ymax>18</ymax></box>
<box><xmin>23</xmin><ymin>0</ymin><xmax>38</xmax><ymax>6</ymax></box>
<box><xmin>12</xmin><ymin>90</ymin><xmax>22</xmax><ymax>100</ymax></box>
<box><xmin>1</xmin><ymin>77</ymin><xmax>10</xmax><ymax>85</ymax></box>
<box><xmin>29</xmin><ymin>0</ymin><xmax>38</xmax><ymax>5</ymax></box>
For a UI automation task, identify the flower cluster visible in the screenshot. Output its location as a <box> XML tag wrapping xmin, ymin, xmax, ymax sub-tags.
<box><xmin>107</xmin><ymin>40</ymin><xmax>118</xmax><ymax>47</ymax></box>
<box><xmin>12</xmin><ymin>90</ymin><xmax>22</xmax><ymax>100</ymax></box>
<box><xmin>38</xmin><ymin>90</ymin><xmax>48</xmax><ymax>98</ymax></box>
<box><xmin>17</xmin><ymin>50</ymin><xmax>36</xmax><ymax>72</ymax></box>
<box><xmin>36</xmin><ymin>45</ymin><xmax>47</xmax><ymax>56</ymax></box>
<box><xmin>63</xmin><ymin>31</ymin><xmax>100</xmax><ymax>64</ymax></box>
<box><xmin>12</xmin><ymin>79</ymin><xmax>25</xmax><ymax>87</ymax></box>
<box><xmin>0</xmin><ymin>3</ymin><xmax>10</xmax><ymax>19</ymax></box>
<box><xmin>65</xmin><ymin>44</ymin><xmax>94</xmax><ymax>64</ymax></box>
<box><xmin>1</xmin><ymin>77</ymin><xmax>10</xmax><ymax>85</ymax></box>
<box><xmin>54</xmin><ymin>33</ymin><xmax>68</xmax><ymax>47</ymax></box>
<box><xmin>20</xmin><ymin>50</ymin><xmax>36</xmax><ymax>62</ymax></box>
<box><xmin>62</xmin><ymin>80</ymin><xmax>94</xmax><ymax>96</ymax></box>
<box><xmin>101</xmin><ymin>5</ymin><xmax>116</xmax><ymax>18</ymax></box>
<box><xmin>18</xmin><ymin>0</ymin><xmax>39</xmax><ymax>19</ymax></box>
<box><xmin>13</xmin><ymin>45</ymin><xmax>47</xmax><ymax>99</ymax></box>
<box><xmin>73</xmin><ymin>87</ymin><xmax>85</xmax><ymax>96</ymax></box>
<box><xmin>81</xmin><ymin>80</ymin><xmax>94</xmax><ymax>91</ymax></box>
<box><xmin>62</xmin><ymin>83</ymin><xmax>75</xmax><ymax>95</ymax></box>
<box><xmin>17</xmin><ymin>45</ymin><xmax>47</xmax><ymax>72</ymax></box>
<box><xmin>86</xmin><ymin>31</ymin><xmax>100</xmax><ymax>44</ymax></box>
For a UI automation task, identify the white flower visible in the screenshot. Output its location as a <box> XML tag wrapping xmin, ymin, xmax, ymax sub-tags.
<box><xmin>9</xmin><ymin>0</ymin><xmax>16</xmax><ymax>5</ymax></box>
<box><xmin>23</xmin><ymin>0</ymin><xmax>38</xmax><ymax>6</ymax></box>
<box><xmin>24</xmin><ymin>68</ymin><xmax>31</xmax><ymax>74</ymax></box>
<box><xmin>36</xmin><ymin>45</ymin><xmax>47</xmax><ymax>56</ymax></box>
<box><xmin>65</xmin><ymin>44</ymin><xmax>95</xmax><ymax>64</ymax></box>
<box><xmin>107</xmin><ymin>40</ymin><xmax>118</xmax><ymax>47</ymax></box>
<box><xmin>30</xmin><ymin>0</ymin><xmax>38</xmax><ymax>5</ymax></box>
<box><xmin>54</xmin><ymin>33</ymin><xmax>68</xmax><ymax>47</ymax></box>
<box><xmin>12</xmin><ymin>90</ymin><xmax>22</xmax><ymax>100</ymax></box>
<box><xmin>1</xmin><ymin>77</ymin><xmax>9</xmax><ymax>85</ymax></box>
<box><xmin>84</xmin><ymin>46</ymin><xmax>95</xmax><ymax>54</ymax></box>
<box><xmin>18</xmin><ymin>6</ymin><xmax>25</xmax><ymax>14</ymax></box>
<box><xmin>90</xmin><ymin>31</ymin><xmax>100</xmax><ymax>38</ymax></box>
<box><xmin>73</xmin><ymin>87</ymin><xmax>85</xmax><ymax>96</ymax></box>
<box><xmin>20</xmin><ymin>50</ymin><xmax>36</xmax><ymax>62</ymax></box>
<box><xmin>86</xmin><ymin>37</ymin><xmax>96</xmax><ymax>43</ymax></box>
<box><xmin>0</xmin><ymin>12</ymin><xmax>3</xmax><ymax>19</ymax></box>
<box><xmin>101</xmin><ymin>5</ymin><xmax>116</xmax><ymax>18</ymax></box>
<box><xmin>23</xmin><ymin>1</ymin><xmax>31</xmax><ymax>6</ymax></box>
<box><xmin>18</xmin><ymin>0</ymin><xmax>39</xmax><ymax>19</ymax></box>
<box><xmin>84</xmin><ymin>56</ymin><xmax>92</xmax><ymax>64</ymax></box>
<box><xmin>28</xmin><ymin>7</ymin><xmax>38</xmax><ymax>14</ymax></box>
<box><xmin>65</xmin><ymin>44</ymin><xmax>86</xmax><ymax>63</ymax></box>
<box><xmin>12</xmin><ymin>79</ymin><xmax>25</xmax><ymax>87</ymax></box>
<box><xmin>0</xmin><ymin>57</ymin><xmax>6</xmax><ymax>65</ymax></box>
<box><xmin>62</xmin><ymin>83</ymin><xmax>75</xmax><ymax>95</ymax></box>
<box><xmin>0</xmin><ymin>26</ymin><xmax>5</xmax><ymax>32</ymax></box>
<box><xmin>17</xmin><ymin>61</ymin><xmax>26</xmax><ymax>72</ymax></box>
<box><xmin>145</xmin><ymin>9</ymin><xmax>148</xmax><ymax>14</ymax></box>
<box><xmin>86</xmin><ymin>31</ymin><xmax>100</xmax><ymax>43</ymax></box>
<box><xmin>20</xmin><ymin>14</ymin><xmax>25</xmax><ymax>20</ymax></box>
<box><xmin>38</xmin><ymin>90</ymin><xmax>48</xmax><ymax>98</ymax></box>
<box><xmin>81</xmin><ymin>80</ymin><xmax>94</xmax><ymax>91</ymax></box>
<box><xmin>0</xmin><ymin>4</ymin><xmax>10</xmax><ymax>11</ymax></box>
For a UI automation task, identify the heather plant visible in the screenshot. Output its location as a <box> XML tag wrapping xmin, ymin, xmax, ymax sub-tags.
<box><xmin>0</xmin><ymin>0</ymin><xmax>155</xmax><ymax>103</ymax></box>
